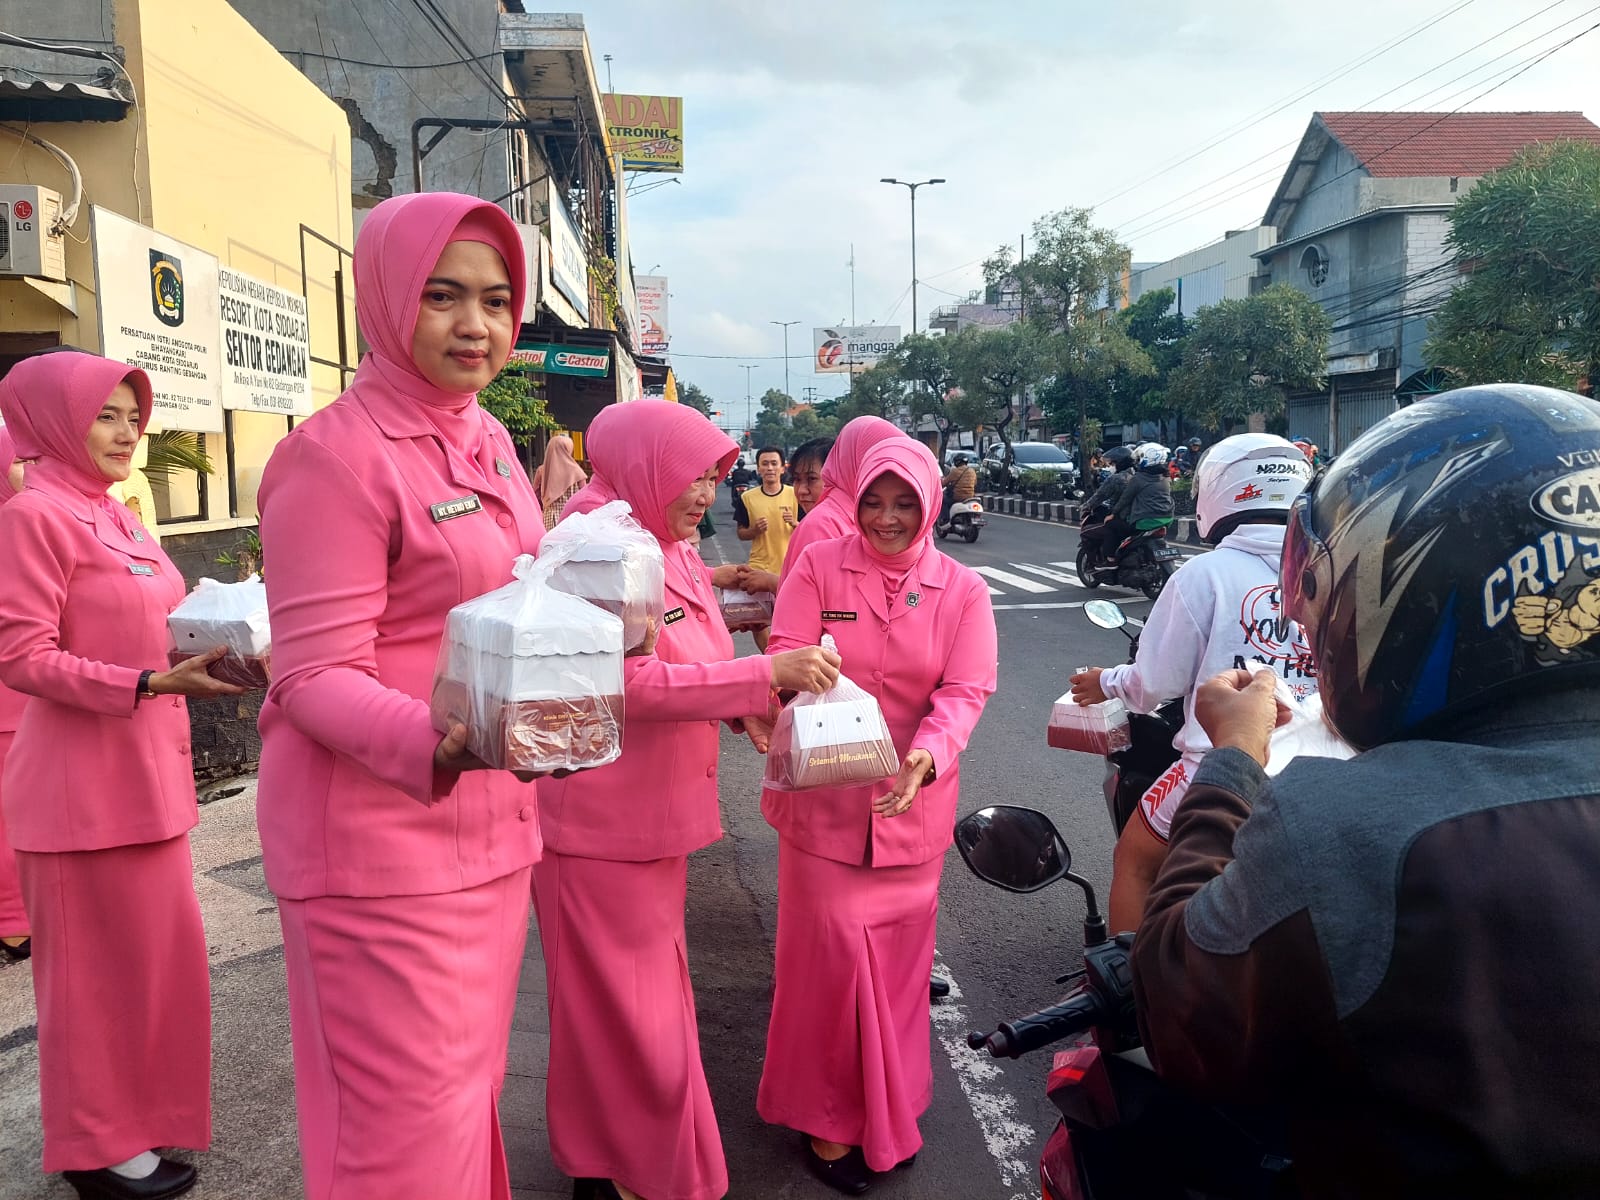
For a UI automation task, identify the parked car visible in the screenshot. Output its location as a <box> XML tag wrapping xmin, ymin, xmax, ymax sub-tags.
<box><xmin>982</xmin><ymin>441</ymin><xmax>1082</xmax><ymax>497</ymax></box>
<box><xmin>943</xmin><ymin>448</ymin><xmax>978</xmax><ymax>469</ymax></box>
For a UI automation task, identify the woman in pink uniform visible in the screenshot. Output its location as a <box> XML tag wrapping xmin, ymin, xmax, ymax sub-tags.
<box><xmin>534</xmin><ymin>400</ymin><xmax>842</xmax><ymax>1200</ymax></box>
<box><xmin>0</xmin><ymin>351</ymin><xmax>246</xmax><ymax>1200</ymax></box>
<box><xmin>775</xmin><ymin>414</ymin><xmax>901</xmax><ymax>586</ymax></box>
<box><xmin>759</xmin><ymin>437</ymin><xmax>998</xmax><ymax>1194</ymax></box>
<box><xmin>0</xmin><ymin>425</ymin><xmax>31</xmax><ymax>961</ymax></box>
<box><xmin>256</xmin><ymin>192</ymin><xmax>544</xmax><ymax>1200</ymax></box>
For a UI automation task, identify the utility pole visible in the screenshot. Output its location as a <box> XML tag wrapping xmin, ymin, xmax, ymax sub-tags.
<box><xmin>848</xmin><ymin>244</ymin><xmax>856</xmax><ymax>326</ymax></box>
<box><xmin>770</xmin><ymin>319</ymin><xmax>800</xmax><ymax>402</ymax></box>
<box><xmin>880</xmin><ymin>177</ymin><xmax>945</xmax><ymax>335</ymax></box>
<box><xmin>741</xmin><ymin>363</ymin><xmax>758</xmax><ymax>444</ymax></box>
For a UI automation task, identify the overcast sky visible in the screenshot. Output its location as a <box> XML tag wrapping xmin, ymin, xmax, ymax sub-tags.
<box><xmin>578</xmin><ymin>0</ymin><xmax>1600</xmax><ymax>424</ymax></box>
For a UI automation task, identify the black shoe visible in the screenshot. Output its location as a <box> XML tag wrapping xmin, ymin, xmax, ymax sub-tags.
<box><xmin>804</xmin><ymin>1137</ymin><xmax>872</xmax><ymax>1196</ymax></box>
<box><xmin>572</xmin><ymin>1181</ymin><xmax>625</xmax><ymax>1200</ymax></box>
<box><xmin>894</xmin><ymin>1154</ymin><xmax>918</xmax><ymax>1171</ymax></box>
<box><xmin>0</xmin><ymin>936</ymin><xmax>29</xmax><ymax>961</ymax></box>
<box><xmin>929</xmin><ymin>975</ymin><xmax>950</xmax><ymax>1001</ymax></box>
<box><xmin>62</xmin><ymin>1159</ymin><xmax>197</xmax><ymax>1200</ymax></box>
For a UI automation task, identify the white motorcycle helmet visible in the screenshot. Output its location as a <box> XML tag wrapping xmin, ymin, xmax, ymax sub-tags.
<box><xmin>1134</xmin><ymin>442</ymin><xmax>1170</xmax><ymax>472</ymax></box>
<box><xmin>1194</xmin><ymin>433</ymin><xmax>1312</xmax><ymax>542</ymax></box>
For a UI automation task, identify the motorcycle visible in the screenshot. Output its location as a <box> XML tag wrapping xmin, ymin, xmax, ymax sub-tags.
<box><xmin>936</xmin><ymin>497</ymin><xmax>987</xmax><ymax>543</ymax></box>
<box><xmin>1082</xmin><ymin>600</ymin><xmax>1183</xmax><ymax>835</ymax></box>
<box><xmin>955</xmin><ymin>805</ymin><xmax>1296</xmax><ymax>1199</ymax></box>
<box><xmin>1075</xmin><ymin>505</ymin><xmax>1181</xmax><ymax>601</ymax></box>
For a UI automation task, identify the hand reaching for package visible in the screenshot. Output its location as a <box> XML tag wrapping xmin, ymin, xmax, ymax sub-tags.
<box><xmin>874</xmin><ymin>749</ymin><xmax>935</xmax><ymax>817</ymax></box>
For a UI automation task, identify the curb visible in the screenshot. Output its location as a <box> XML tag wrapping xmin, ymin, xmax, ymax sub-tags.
<box><xmin>979</xmin><ymin>493</ymin><xmax>1202</xmax><ymax>542</ymax></box>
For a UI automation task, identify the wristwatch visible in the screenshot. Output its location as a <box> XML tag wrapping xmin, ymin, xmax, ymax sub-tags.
<box><xmin>136</xmin><ymin>669</ymin><xmax>158</xmax><ymax>702</ymax></box>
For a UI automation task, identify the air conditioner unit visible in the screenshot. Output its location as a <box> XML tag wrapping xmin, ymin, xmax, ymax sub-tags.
<box><xmin>0</xmin><ymin>186</ymin><xmax>67</xmax><ymax>282</ymax></box>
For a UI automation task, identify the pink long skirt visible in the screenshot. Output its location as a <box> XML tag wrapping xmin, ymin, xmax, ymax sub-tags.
<box><xmin>278</xmin><ymin>867</ymin><xmax>531</xmax><ymax>1200</ymax></box>
<box><xmin>17</xmin><ymin>835</ymin><xmax>212</xmax><ymax>1172</ymax></box>
<box><xmin>0</xmin><ymin>733</ymin><xmax>26</xmax><ymax>934</ymax></box>
<box><xmin>532</xmin><ymin>851</ymin><xmax>728</xmax><ymax>1200</ymax></box>
<box><xmin>757</xmin><ymin>839</ymin><xmax>943</xmax><ymax>1172</ymax></box>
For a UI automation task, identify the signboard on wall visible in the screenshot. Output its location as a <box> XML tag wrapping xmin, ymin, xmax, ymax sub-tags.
<box><xmin>601</xmin><ymin>94</ymin><xmax>684</xmax><ymax>173</ymax></box>
<box><xmin>636</xmin><ymin>274</ymin><xmax>669</xmax><ymax>354</ymax></box>
<box><xmin>812</xmin><ymin>325</ymin><xmax>902</xmax><ymax>374</ymax></box>
<box><xmin>510</xmin><ymin>342</ymin><xmax>611</xmax><ymax>377</ymax></box>
<box><xmin>92</xmin><ymin>206</ymin><xmax>223</xmax><ymax>432</ymax></box>
<box><xmin>546</xmin><ymin>186</ymin><xmax>590</xmax><ymax>323</ymax></box>
<box><xmin>218</xmin><ymin>266</ymin><xmax>313</xmax><ymax>415</ymax></box>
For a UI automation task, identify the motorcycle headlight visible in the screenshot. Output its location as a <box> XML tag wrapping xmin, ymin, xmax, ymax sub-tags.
<box><xmin>970</xmin><ymin>501</ymin><xmax>982</xmax><ymax>511</ymax></box>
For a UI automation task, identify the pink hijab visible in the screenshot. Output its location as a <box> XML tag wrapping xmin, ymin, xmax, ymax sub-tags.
<box><xmin>0</xmin><ymin>351</ymin><xmax>152</xmax><ymax>532</ymax></box>
<box><xmin>535</xmin><ymin>433</ymin><xmax>588</xmax><ymax>509</ymax></box>
<box><xmin>566</xmin><ymin>400</ymin><xmax>738</xmax><ymax>541</ymax></box>
<box><xmin>799</xmin><ymin>415</ymin><xmax>903</xmax><ymax>544</ymax></box>
<box><xmin>0</xmin><ymin>425</ymin><xmax>16</xmax><ymax>505</ymax></box>
<box><xmin>348</xmin><ymin>192</ymin><xmax>527</xmax><ymax>488</ymax></box>
<box><xmin>852</xmin><ymin>436</ymin><xmax>942</xmax><ymax>582</ymax></box>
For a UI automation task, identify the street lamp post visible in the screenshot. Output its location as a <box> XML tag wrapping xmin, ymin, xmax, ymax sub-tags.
<box><xmin>770</xmin><ymin>319</ymin><xmax>800</xmax><ymax>401</ymax></box>
<box><xmin>741</xmin><ymin>363</ymin><xmax>758</xmax><ymax>445</ymax></box>
<box><xmin>880</xmin><ymin>177</ymin><xmax>945</xmax><ymax>335</ymax></box>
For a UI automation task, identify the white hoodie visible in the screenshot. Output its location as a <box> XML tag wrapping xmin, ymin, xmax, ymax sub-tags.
<box><xmin>1098</xmin><ymin>523</ymin><xmax>1317</xmax><ymax>762</ymax></box>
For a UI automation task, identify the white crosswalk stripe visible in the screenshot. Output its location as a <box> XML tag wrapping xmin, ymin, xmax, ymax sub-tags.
<box><xmin>972</xmin><ymin>565</ymin><xmax>1056</xmax><ymax>594</ymax></box>
<box><xmin>971</xmin><ymin>560</ymin><xmax>1149</xmax><ymax>602</ymax></box>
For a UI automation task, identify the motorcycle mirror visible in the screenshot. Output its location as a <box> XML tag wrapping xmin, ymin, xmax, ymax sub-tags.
<box><xmin>955</xmin><ymin>806</ymin><xmax>1071</xmax><ymax>894</ymax></box>
<box><xmin>1083</xmin><ymin>600</ymin><xmax>1127</xmax><ymax>631</ymax></box>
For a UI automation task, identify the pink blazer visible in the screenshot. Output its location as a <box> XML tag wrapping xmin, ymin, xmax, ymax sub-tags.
<box><xmin>256</xmin><ymin>388</ymin><xmax>545</xmax><ymax>899</ymax></box>
<box><xmin>0</xmin><ymin>481</ymin><xmax>196</xmax><ymax>851</ymax></box>
<box><xmin>537</xmin><ymin>542</ymin><xmax>772</xmax><ymax>861</ymax></box>
<box><xmin>762</xmin><ymin>537</ymin><xmax>997</xmax><ymax>867</ymax></box>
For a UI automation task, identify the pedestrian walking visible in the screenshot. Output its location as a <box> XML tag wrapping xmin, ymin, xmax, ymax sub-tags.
<box><xmin>0</xmin><ymin>425</ymin><xmax>31</xmax><ymax>963</ymax></box>
<box><xmin>0</xmin><ymin>351</ymin><xmax>245</xmax><ymax>1200</ymax></box>
<box><xmin>255</xmin><ymin>192</ymin><xmax>544</xmax><ymax>1200</ymax></box>
<box><xmin>533</xmin><ymin>399</ymin><xmax>841</xmax><ymax>1200</ymax></box>
<box><xmin>758</xmin><ymin>437</ymin><xmax>998</xmax><ymax>1193</ymax></box>
<box><xmin>532</xmin><ymin>432</ymin><xmax>588</xmax><ymax>529</ymax></box>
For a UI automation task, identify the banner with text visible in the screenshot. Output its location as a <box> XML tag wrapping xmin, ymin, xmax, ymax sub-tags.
<box><xmin>601</xmin><ymin>93</ymin><xmax>684</xmax><ymax>173</ymax></box>
<box><xmin>218</xmin><ymin>267</ymin><xmax>313</xmax><ymax>415</ymax></box>
<box><xmin>510</xmin><ymin>343</ymin><xmax>611</xmax><ymax>378</ymax></box>
<box><xmin>812</xmin><ymin>325</ymin><xmax>902</xmax><ymax>374</ymax></box>
<box><xmin>93</xmin><ymin>207</ymin><xmax>223</xmax><ymax>432</ymax></box>
<box><xmin>636</xmin><ymin>274</ymin><xmax>669</xmax><ymax>354</ymax></box>
<box><xmin>546</xmin><ymin>185</ymin><xmax>590</xmax><ymax>323</ymax></box>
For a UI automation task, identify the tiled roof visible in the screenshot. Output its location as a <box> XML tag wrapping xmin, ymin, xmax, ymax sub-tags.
<box><xmin>1317</xmin><ymin>110</ymin><xmax>1600</xmax><ymax>178</ymax></box>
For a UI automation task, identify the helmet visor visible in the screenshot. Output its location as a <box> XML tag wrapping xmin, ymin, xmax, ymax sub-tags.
<box><xmin>1277</xmin><ymin>481</ymin><xmax>1331</xmax><ymax>645</ymax></box>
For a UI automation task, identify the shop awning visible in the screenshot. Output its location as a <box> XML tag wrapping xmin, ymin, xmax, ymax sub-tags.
<box><xmin>0</xmin><ymin>75</ymin><xmax>131</xmax><ymax>122</ymax></box>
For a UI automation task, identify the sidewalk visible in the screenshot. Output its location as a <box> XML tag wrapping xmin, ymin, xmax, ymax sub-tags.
<box><xmin>0</xmin><ymin>779</ymin><xmax>564</xmax><ymax>1199</ymax></box>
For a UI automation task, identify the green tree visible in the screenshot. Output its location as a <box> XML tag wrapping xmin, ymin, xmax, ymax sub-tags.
<box><xmin>478</xmin><ymin>362</ymin><xmax>558</xmax><ymax>443</ymax></box>
<box><xmin>1167</xmin><ymin>284</ymin><xmax>1330</xmax><ymax>427</ymax></box>
<box><xmin>947</xmin><ymin>323</ymin><xmax>1050</xmax><ymax>456</ymax></box>
<box><xmin>787</xmin><ymin>406</ymin><xmax>839</xmax><ymax>444</ymax></box>
<box><xmin>1425</xmin><ymin>140</ymin><xmax>1600</xmax><ymax>395</ymax></box>
<box><xmin>834</xmin><ymin>363</ymin><xmax>903</xmax><ymax>424</ymax></box>
<box><xmin>751</xmin><ymin>387</ymin><xmax>793</xmax><ymax>452</ymax></box>
<box><xmin>889</xmin><ymin>333</ymin><xmax>960</xmax><ymax>456</ymax></box>
<box><xmin>984</xmin><ymin>206</ymin><xmax>1146</xmax><ymax>470</ymax></box>
<box><xmin>1108</xmin><ymin>286</ymin><xmax>1187</xmax><ymax>433</ymax></box>
<box><xmin>677</xmin><ymin>380</ymin><xmax>714</xmax><ymax>416</ymax></box>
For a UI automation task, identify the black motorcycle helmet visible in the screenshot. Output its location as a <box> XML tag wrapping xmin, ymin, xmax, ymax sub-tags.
<box><xmin>1105</xmin><ymin>445</ymin><xmax>1134</xmax><ymax>471</ymax></box>
<box><xmin>1279</xmin><ymin>383</ymin><xmax>1600</xmax><ymax>751</ymax></box>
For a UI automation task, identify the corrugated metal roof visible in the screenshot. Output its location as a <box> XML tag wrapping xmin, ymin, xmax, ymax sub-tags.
<box><xmin>1318</xmin><ymin>111</ymin><xmax>1600</xmax><ymax>178</ymax></box>
<box><xmin>0</xmin><ymin>74</ymin><xmax>131</xmax><ymax>122</ymax></box>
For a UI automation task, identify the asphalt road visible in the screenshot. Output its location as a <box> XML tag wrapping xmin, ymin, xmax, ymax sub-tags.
<box><xmin>0</xmin><ymin>511</ymin><xmax>1195</xmax><ymax>1200</ymax></box>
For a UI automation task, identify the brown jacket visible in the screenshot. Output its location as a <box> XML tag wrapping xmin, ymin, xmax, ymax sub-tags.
<box><xmin>1134</xmin><ymin>693</ymin><xmax>1600</xmax><ymax>1198</ymax></box>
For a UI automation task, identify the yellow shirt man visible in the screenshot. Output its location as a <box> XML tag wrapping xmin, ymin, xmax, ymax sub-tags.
<box><xmin>736</xmin><ymin>448</ymin><xmax>798</xmax><ymax>574</ymax></box>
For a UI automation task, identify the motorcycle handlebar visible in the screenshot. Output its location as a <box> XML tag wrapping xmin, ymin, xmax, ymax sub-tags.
<box><xmin>965</xmin><ymin>988</ymin><xmax>1106</xmax><ymax>1059</ymax></box>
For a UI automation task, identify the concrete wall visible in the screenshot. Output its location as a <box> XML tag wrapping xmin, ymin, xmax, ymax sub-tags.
<box><xmin>1130</xmin><ymin>226</ymin><xmax>1276</xmax><ymax>315</ymax></box>
<box><xmin>230</xmin><ymin>0</ymin><xmax>513</xmax><ymax>206</ymax></box>
<box><xmin>1279</xmin><ymin>140</ymin><xmax>1364</xmax><ymax>240</ymax></box>
<box><xmin>1400</xmin><ymin>210</ymin><xmax>1456</xmax><ymax>380</ymax></box>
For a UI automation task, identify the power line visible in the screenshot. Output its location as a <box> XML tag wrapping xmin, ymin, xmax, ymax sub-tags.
<box><xmin>285</xmin><ymin>47</ymin><xmax>498</xmax><ymax>72</ymax></box>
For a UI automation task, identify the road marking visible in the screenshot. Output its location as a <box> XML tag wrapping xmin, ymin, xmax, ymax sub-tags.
<box><xmin>973</xmin><ymin>566</ymin><xmax>1055</xmax><ymax>594</ymax></box>
<box><xmin>992</xmin><ymin>599</ymin><xmax>1150</xmax><ymax>611</ymax></box>
<box><xmin>929</xmin><ymin>955</ymin><xmax>1038</xmax><ymax>1200</ymax></box>
<box><xmin>1008</xmin><ymin>562</ymin><xmax>1082</xmax><ymax>586</ymax></box>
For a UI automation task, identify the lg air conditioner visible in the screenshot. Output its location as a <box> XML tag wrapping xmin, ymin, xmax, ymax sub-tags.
<box><xmin>0</xmin><ymin>185</ymin><xmax>67</xmax><ymax>282</ymax></box>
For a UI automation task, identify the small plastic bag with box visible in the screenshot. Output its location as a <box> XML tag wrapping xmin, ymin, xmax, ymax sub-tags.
<box><xmin>166</xmin><ymin>574</ymin><xmax>273</xmax><ymax>689</ymax></box>
<box><xmin>764</xmin><ymin>634</ymin><xmax>899</xmax><ymax>790</ymax></box>
<box><xmin>539</xmin><ymin>500</ymin><xmax>665</xmax><ymax>650</ymax></box>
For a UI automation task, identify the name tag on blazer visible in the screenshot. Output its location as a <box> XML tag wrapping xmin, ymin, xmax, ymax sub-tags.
<box><xmin>820</xmin><ymin>609</ymin><xmax>858</xmax><ymax>622</ymax></box>
<box><xmin>128</xmin><ymin>562</ymin><xmax>156</xmax><ymax>576</ymax></box>
<box><xmin>429</xmin><ymin>493</ymin><xmax>483</xmax><ymax>523</ymax></box>
<box><xmin>663</xmin><ymin>606</ymin><xmax>688</xmax><ymax>626</ymax></box>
